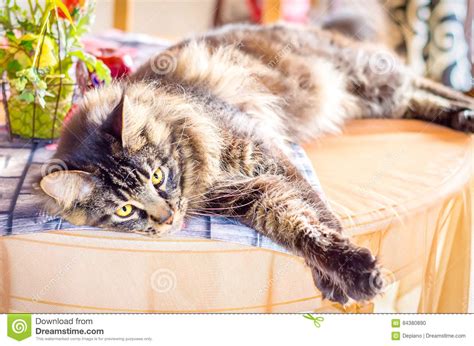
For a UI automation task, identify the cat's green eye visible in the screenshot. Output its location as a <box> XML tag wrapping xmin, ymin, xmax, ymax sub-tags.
<box><xmin>151</xmin><ymin>168</ymin><xmax>164</xmax><ymax>186</ymax></box>
<box><xmin>116</xmin><ymin>204</ymin><xmax>134</xmax><ymax>218</ymax></box>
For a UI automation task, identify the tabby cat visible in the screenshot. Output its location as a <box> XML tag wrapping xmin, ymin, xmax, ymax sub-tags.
<box><xmin>38</xmin><ymin>23</ymin><xmax>474</xmax><ymax>305</ymax></box>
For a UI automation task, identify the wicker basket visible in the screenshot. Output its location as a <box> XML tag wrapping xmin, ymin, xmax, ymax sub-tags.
<box><xmin>1</xmin><ymin>75</ymin><xmax>77</xmax><ymax>141</ymax></box>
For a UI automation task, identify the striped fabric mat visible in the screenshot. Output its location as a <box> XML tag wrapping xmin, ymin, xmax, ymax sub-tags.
<box><xmin>0</xmin><ymin>129</ymin><xmax>322</xmax><ymax>253</ymax></box>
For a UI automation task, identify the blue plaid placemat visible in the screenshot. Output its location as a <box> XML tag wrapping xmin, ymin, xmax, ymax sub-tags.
<box><xmin>0</xmin><ymin>129</ymin><xmax>322</xmax><ymax>253</ymax></box>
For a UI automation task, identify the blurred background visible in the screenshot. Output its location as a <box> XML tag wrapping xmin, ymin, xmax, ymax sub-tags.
<box><xmin>8</xmin><ymin>0</ymin><xmax>473</xmax><ymax>92</ymax></box>
<box><xmin>91</xmin><ymin>0</ymin><xmax>473</xmax><ymax>91</ymax></box>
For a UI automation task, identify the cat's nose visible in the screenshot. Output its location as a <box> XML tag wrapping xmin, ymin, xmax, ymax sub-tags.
<box><xmin>163</xmin><ymin>211</ymin><xmax>174</xmax><ymax>225</ymax></box>
<box><xmin>150</xmin><ymin>209</ymin><xmax>174</xmax><ymax>225</ymax></box>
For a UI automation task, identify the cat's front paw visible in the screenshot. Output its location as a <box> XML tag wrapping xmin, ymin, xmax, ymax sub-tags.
<box><xmin>451</xmin><ymin>109</ymin><xmax>474</xmax><ymax>132</ymax></box>
<box><xmin>336</xmin><ymin>247</ymin><xmax>383</xmax><ymax>302</ymax></box>
<box><xmin>307</xmin><ymin>240</ymin><xmax>383</xmax><ymax>303</ymax></box>
<box><xmin>311</xmin><ymin>267</ymin><xmax>349</xmax><ymax>305</ymax></box>
<box><xmin>301</xmin><ymin>229</ymin><xmax>383</xmax><ymax>303</ymax></box>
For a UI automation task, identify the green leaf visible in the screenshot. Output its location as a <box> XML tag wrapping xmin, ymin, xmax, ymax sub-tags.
<box><xmin>6</xmin><ymin>30</ymin><xmax>17</xmax><ymax>43</ymax></box>
<box><xmin>19</xmin><ymin>90</ymin><xmax>35</xmax><ymax>103</ymax></box>
<box><xmin>38</xmin><ymin>80</ymin><xmax>47</xmax><ymax>90</ymax></box>
<box><xmin>6</xmin><ymin>60</ymin><xmax>22</xmax><ymax>74</ymax></box>
<box><xmin>19</xmin><ymin>39</ymin><xmax>34</xmax><ymax>52</ymax></box>
<box><xmin>11</xmin><ymin>77</ymin><xmax>28</xmax><ymax>92</ymax></box>
<box><xmin>94</xmin><ymin>59</ymin><xmax>112</xmax><ymax>84</ymax></box>
<box><xmin>69</xmin><ymin>50</ymin><xmax>96</xmax><ymax>67</ymax></box>
<box><xmin>69</xmin><ymin>50</ymin><xmax>111</xmax><ymax>84</ymax></box>
<box><xmin>17</xmin><ymin>68</ymin><xmax>40</xmax><ymax>83</ymax></box>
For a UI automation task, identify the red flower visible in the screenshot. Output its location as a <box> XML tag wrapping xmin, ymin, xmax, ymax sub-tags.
<box><xmin>58</xmin><ymin>0</ymin><xmax>86</xmax><ymax>19</ymax></box>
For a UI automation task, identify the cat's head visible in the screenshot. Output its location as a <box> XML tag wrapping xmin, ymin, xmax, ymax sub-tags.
<box><xmin>37</xmin><ymin>82</ymin><xmax>220</xmax><ymax>236</ymax></box>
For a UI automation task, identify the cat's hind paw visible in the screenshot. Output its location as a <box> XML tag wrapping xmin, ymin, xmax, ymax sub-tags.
<box><xmin>451</xmin><ymin>109</ymin><xmax>474</xmax><ymax>133</ymax></box>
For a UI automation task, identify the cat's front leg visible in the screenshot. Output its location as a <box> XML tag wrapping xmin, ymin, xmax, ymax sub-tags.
<box><xmin>202</xmin><ymin>175</ymin><xmax>383</xmax><ymax>304</ymax></box>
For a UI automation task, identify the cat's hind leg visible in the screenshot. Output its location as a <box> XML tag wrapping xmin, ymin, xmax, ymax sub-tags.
<box><xmin>337</xmin><ymin>46</ymin><xmax>474</xmax><ymax>133</ymax></box>
<box><xmin>406</xmin><ymin>77</ymin><xmax>474</xmax><ymax>132</ymax></box>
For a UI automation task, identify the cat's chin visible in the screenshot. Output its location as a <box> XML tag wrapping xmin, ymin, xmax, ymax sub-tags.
<box><xmin>132</xmin><ymin>226</ymin><xmax>177</xmax><ymax>237</ymax></box>
<box><xmin>132</xmin><ymin>211</ymin><xmax>186</xmax><ymax>238</ymax></box>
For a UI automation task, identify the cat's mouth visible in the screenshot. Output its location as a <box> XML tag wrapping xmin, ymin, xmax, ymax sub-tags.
<box><xmin>134</xmin><ymin>215</ymin><xmax>182</xmax><ymax>237</ymax></box>
<box><xmin>134</xmin><ymin>197</ymin><xmax>188</xmax><ymax>237</ymax></box>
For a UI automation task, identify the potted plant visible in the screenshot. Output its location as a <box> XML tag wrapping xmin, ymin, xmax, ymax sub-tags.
<box><xmin>0</xmin><ymin>0</ymin><xmax>110</xmax><ymax>140</ymax></box>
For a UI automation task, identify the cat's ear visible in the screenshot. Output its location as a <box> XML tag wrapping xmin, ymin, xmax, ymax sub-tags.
<box><xmin>109</xmin><ymin>93</ymin><xmax>127</xmax><ymax>144</ymax></box>
<box><xmin>109</xmin><ymin>94</ymin><xmax>143</xmax><ymax>150</ymax></box>
<box><xmin>40</xmin><ymin>170</ymin><xmax>95</xmax><ymax>209</ymax></box>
